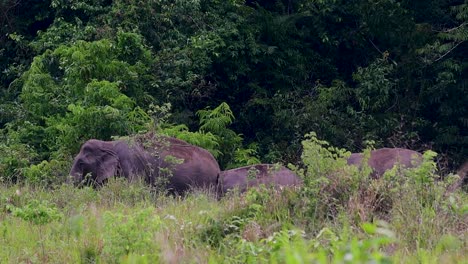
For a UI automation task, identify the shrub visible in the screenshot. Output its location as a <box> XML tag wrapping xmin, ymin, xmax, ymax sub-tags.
<box><xmin>161</xmin><ymin>102</ymin><xmax>261</xmax><ymax>168</ymax></box>
<box><xmin>23</xmin><ymin>159</ymin><xmax>70</xmax><ymax>186</ymax></box>
<box><xmin>0</xmin><ymin>129</ymin><xmax>38</xmax><ymax>183</ymax></box>
<box><xmin>293</xmin><ymin>132</ymin><xmax>365</xmax><ymax>222</ymax></box>
<box><xmin>8</xmin><ymin>199</ymin><xmax>63</xmax><ymax>225</ymax></box>
<box><xmin>103</xmin><ymin>207</ymin><xmax>162</xmax><ymax>262</ymax></box>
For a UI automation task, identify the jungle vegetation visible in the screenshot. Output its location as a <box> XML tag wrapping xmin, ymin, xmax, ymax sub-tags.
<box><xmin>0</xmin><ymin>0</ymin><xmax>467</xmax><ymax>263</ymax></box>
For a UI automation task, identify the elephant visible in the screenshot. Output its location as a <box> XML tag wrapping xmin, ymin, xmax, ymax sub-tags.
<box><xmin>69</xmin><ymin>135</ymin><xmax>221</xmax><ymax>193</ymax></box>
<box><xmin>218</xmin><ymin>164</ymin><xmax>302</xmax><ymax>196</ymax></box>
<box><xmin>456</xmin><ymin>160</ymin><xmax>468</xmax><ymax>190</ymax></box>
<box><xmin>446</xmin><ymin>160</ymin><xmax>468</xmax><ymax>193</ymax></box>
<box><xmin>347</xmin><ymin>148</ymin><xmax>423</xmax><ymax>178</ymax></box>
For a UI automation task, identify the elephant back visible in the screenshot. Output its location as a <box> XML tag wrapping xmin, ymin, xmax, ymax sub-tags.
<box><xmin>220</xmin><ymin>164</ymin><xmax>302</xmax><ymax>195</ymax></box>
<box><xmin>134</xmin><ymin>134</ymin><xmax>221</xmax><ymax>193</ymax></box>
<box><xmin>348</xmin><ymin>148</ymin><xmax>422</xmax><ymax>178</ymax></box>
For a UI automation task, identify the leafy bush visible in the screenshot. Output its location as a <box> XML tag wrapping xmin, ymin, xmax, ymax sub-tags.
<box><xmin>103</xmin><ymin>208</ymin><xmax>162</xmax><ymax>262</ymax></box>
<box><xmin>22</xmin><ymin>159</ymin><xmax>70</xmax><ymax>186</ymax></box>
<box><xmin>293</xmin><ymin>132</ymin><xmax>362</xmax><ymax>221</ymax></box>
<box><xmin>211</xmin><ymin>221</ymin><xmax>395</xmax><ymax>263</ymax></box>
<box><xmin>0</xmin><ymin>177</ymin><xmax>465</xmax><ymax>263</ymax></box>
<box><xmin>0</xmin><ymin>31</ymin><xmax>156</xmax><ymax>185</ymax></box>
<box><xmin>46</xmin><ymin>80</ymin><xmax>150</xmax><ymax>155</ymax></box>
<box><xmin>294</xmin><ymin>132</ymin><xmax>461</xmax><ymax>225</ymax></box>
<box><xmin>8</xmin><ymin>199</ymin><xmax>63</xmax><ymax>225</ymax></box>
<box><xmin>260</xmin><ymin>222</ymin><xmax>394</xmax><ymax>264</ymax></box>
<box><xmin>14</xmin><ymin>31</ymin><xmax>154</xmax><ymax>161</ymax></box>
<box><xmin>0</xmin><ymin>131</ymin><xmax>38</xmax><ymax>183</ymax></box>
<box><xmin>160</xmin><ymin>102</ymin><xmax>260</xmax><ymax>168</ymax></box>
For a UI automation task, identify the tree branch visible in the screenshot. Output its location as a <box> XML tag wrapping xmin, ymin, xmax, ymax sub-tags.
<box><xmin>433</xmin><ymin>41</ymin><xmax>464</xmax><ymax>62</ymax></box>
<box><xmin>432</xmin><ymin>22</ymin><xmax>467</xmax><ymax>33</ymax></box>
<box><xmin>368</xmin><ymin>38</ymin><xmax>398</xmax><ymax>65</ymax></box>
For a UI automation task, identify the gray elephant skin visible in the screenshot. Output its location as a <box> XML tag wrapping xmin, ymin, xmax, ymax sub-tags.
<box><xmin>69</xmin><ymin>136</ymin><xmax>220</xmax><ymax>193</ymax></box>
<box><xmin>219</xmin><ymin>164</ymin><xmax>302</xmax><ymax>196</ymax></box>
<box><xmin>447</xmin><ymin>160</ymin><xmax>468</xmax><ymax>192</ymax></box>
<box><xmin>347</xmin><ymin>148</ymin><xmax>422</xmax><ymax>178</ymax></box>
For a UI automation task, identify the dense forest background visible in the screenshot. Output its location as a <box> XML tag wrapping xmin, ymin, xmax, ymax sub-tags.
<box><xmin>1</xmin><ymin>0</ymin><xmax>467</xmax><ymax>183</ymax></box>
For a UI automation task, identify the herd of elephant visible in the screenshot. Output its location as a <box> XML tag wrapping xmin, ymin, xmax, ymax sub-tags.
<box><xmin>69</xmin><ymin>136</ymin><xmax>467</xmax><ymax>196</ymax></box>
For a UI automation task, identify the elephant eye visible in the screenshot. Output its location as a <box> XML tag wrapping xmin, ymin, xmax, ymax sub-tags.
<box><xmin>82</xmin><ymin>145</ymin><xmax>93</xmax><ymax>153</ymax></box>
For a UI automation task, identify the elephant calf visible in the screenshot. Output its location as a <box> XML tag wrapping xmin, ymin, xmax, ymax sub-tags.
<box><xmin>347</xmin><ymin>148</ymin><xmax>423</xmax><ymax>178</ymax></box>
<box><xmin>218</xmin><ymin>164</ymin><xmax>302</xmax><ymax>196</ymax></box>
<box><xmin>69</xmin><ymin>136</ymin><xmax>220</xmax><ymax>193</ymax></box>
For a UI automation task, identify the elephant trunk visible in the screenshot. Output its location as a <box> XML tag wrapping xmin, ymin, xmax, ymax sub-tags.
<box><xmin>69</xmin><ymin>162</ymin><xmax>84</xmax><ymax>186</ymax></box>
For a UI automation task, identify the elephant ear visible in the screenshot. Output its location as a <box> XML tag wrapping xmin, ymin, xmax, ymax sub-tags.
<box><xmin>96</xmin><ymin>152</ymin><xmax>119</xmax><ymax>184</ymax></box>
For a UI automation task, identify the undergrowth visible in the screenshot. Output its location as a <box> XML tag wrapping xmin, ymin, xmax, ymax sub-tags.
<box><xmin>0</xmin><ymin>135</ymin><xmax>466</xmax><ymax>263</ymax></box>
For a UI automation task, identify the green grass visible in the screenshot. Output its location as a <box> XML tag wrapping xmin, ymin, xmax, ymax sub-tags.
<box><xmin>1</xmin><ymin>137</ymin><xmax>467</xmax><ymax>263</ymax></box>
<box><xmin>0</xmin><ymin>177</ymin><xmax>466</xmax><ymax>264</ymax></box>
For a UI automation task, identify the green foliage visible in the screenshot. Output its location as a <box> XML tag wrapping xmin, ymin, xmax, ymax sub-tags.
<box><xmin>294</xmin><ymin>132</ymin><xmax>365</xmax><ymax>222</ymax></box>
<box><xmin>232</xmin><ymin>143</ymin><xmax>262</xmax><ymax>168</ymax></box>
<box><xmin>207</xmin><ymin>185</ymin><xmax>396</xmax><ymax>263</ymax></box>
<box><xmin>29</xmin><ymin>17</ymin><xmax>97</xmax><ymax>54</ymax></box>
<box><xmin>162</xmin><ymin>124</ymin><xmax>222</xmax><ymax>158</ymax></box>
<box><xmin>263</xmin><ymin>222</ymin><xmax>394</xmax><ymax>264</ymax></box>
<box><xmin>197</xmin><ymin>102</ymin><xmax>259</xmax><ymax>168</ymax></box>
<box><xmin>411</xmin><ymin>2</ymin><xmax>468</xmax><ymax>163</ymax></box>
<box><xmin>299</xmin><ymin>132</ymin><xmax>351</xmax><ymax>181</ymax></box>
<box><xmin>353</xmin><ymin>53</ymin><xmax>395</xmax><ymax>111</ymax></box>
<box><xmin>2</xmin><ymin>0</ymin><xmax>467</xmax><ymax>171</ymax></box>
<box><xmin>201</xmin><ymin>186</ymin><xmax>275</xmax><ymax>247</ymax></box>
<box><xmin>22</xmin><ymin>159</ymin><xmax>69</xmax><ymax>185</ymax></box>
<box><xmin>146</xmin><ymin>102</ymin><xmax>222</xmax><ymax>158</ymax></box>
<box><xmin>315</xmin><ymin>222</ymin><xmax>393</xmax><ymax>264</ymax></box>
<box><xmin>294</xmin><ymin>132</ymin><xmax>463</xmax><ymax>230</ymax></box>
<box><xmin>0</xmin><ymin>130</ymin><xmax>38</xmax><ymax>182</ymax></box>
<box><xmin>0</xmin><ymin>171</ymin><xmax>466</xmax><ymax>263</ymax></box>
<box><xmin>8</xmin><ymin>199</ymin><xmax>63</xmax><ymax>225</ymax></box>
<box><xmin>0</xmin><ymin>6</ymin><xmax>467</xmax><ymax>263</ymax></box>
<box><xmin>45</xmin><ymin>80</ymin><xmax>150</xmax><ymax>154</ymax></box>
<box><xmin>103</xmin><ymin>208</ymin><xmax>161</xmax><ymax>262</ymax></box>
<box><xmin>22</xmin><ymin>32</ymin><xmax>152</xmax><ymax>114</ymax></box>
<box><xmin>0</xmin><ymin>0</ymin><xmax>53</xmax><ymax>91</ymax></box>
<box><xmin>161</xmin><ymin>102</ymin><xmax>260</xmax><ymax>168</ymax></box>
<box><xmin>3</xmin><ymin>31</ymin><xmax>155</xmax><ymax>176</ymax></box>
<box><xmin>198</xmin><ymin>102</ymin><xmax>236</xmax><ymax>134</ymax></box>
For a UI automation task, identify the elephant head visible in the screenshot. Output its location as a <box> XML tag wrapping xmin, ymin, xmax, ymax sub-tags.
<box><xmin>70</xmin><ymin>136</ymin><xmax>221</xmax><ymax>193</ymax></box>
<box><xmin>347</xmin><ymin>148</ymin><xmax>422</xmax><ymax>178</ymax></box>
<box><xmin>69</xmin><ymin>139</ymin><xmax>122</xmax><ymax>186</ymax></box>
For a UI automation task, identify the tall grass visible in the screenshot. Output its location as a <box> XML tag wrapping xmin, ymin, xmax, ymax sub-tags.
<box><xmin>0</xmin><ymin>136</ymin><xmax>466</xmax><ymax>263</ymax></box>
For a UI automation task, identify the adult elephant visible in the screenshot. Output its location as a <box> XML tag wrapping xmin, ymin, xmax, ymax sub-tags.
<box><xmin>69</xmin><ymin>135</ymin><xmax>220</xmax><ymax>193</ymax></box>
<box><xmin>218</xmin><ymin>164</ymin><xmax>302</xmax><ymax>196</ymax></box>
<box><xmin>347</xmin><ymin>148</ymin><xmax>423</xmax><ymax>178</ymax></box>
